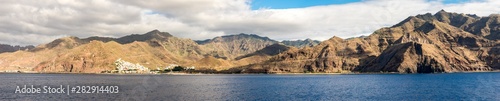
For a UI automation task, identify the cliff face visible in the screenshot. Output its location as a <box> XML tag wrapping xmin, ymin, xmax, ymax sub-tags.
<box><xmin>464</xmin><ymin>14</ymin><xmax>500</xmax><ymax>40</ymax></box>
<box><xmin>242</xmin><ymin>36</ymin><xmax>379</xmax><ymax>73</ymax></box>
<box><xmin>358</xmin><ymin>42</ymin><xmax>489</xmax><ymax>73</ymax></box>
<box><xmin>242</xmin><ymin>10</ymin><xmax>500</xmax><ymax>73</ymax></box>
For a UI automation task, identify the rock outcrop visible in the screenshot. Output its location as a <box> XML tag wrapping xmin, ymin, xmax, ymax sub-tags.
<box><xmin>358</xmin><ymin>42</ymin><xmax>489</xmax><ymax>73</ymax></box>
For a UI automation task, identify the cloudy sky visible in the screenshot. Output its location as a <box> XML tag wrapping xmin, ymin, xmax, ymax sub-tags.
<box><xmin>1</xmin><ymin>0</ymin><xmax>500</xmax><ymax>46</ymax></box>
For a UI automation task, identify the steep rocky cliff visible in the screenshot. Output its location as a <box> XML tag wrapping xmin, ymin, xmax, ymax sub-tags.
<box><xmin>241</xmin><ymin>10</ymin><xmax>500</xmax><ymax>73</ymax></box>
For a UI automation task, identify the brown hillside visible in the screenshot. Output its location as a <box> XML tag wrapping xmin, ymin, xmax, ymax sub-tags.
<box><xmin>241</xmin><ymin>10</ymin><xmax>500</xmax><ymax>73</ymax></box>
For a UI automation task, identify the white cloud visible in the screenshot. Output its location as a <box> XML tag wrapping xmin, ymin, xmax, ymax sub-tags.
<box><xmin>0</xmin><ymin>0</ymin><xmax>500</xmax><ymax>45</ymax></box>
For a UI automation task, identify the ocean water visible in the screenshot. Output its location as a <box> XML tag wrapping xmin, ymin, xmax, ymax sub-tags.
<box><xmin>1</xmin><ymin>73</ymin><xmax>499</xmax><ymax>101</ymax></box>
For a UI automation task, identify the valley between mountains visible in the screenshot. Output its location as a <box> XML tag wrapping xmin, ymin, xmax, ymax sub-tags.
<box><xmin>1</xmin><ymin>10</ymin><xmax>499</xmax><ymax>73</ymax></box>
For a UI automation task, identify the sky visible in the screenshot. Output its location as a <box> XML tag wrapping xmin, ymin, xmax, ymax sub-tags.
<box><xmin>1</xmin><ymin>0</ymin><xmax>500</xmax><ymax>46</ymax></box>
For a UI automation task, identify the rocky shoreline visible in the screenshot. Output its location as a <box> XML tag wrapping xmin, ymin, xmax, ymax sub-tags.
<box><xmin>3</xmin><ymin>70</ymin><xmax>500</xmax><ymax>75</ymax></box>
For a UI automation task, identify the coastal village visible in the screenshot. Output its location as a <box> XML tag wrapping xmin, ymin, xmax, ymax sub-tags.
<box><xmin>110</xmin><ymin>58</ymin><xmax>195</xmax><ymax>74</ymax></box>
<box><xmin>2</xmin><ymin>58</ymin><xmax>196</xmax><ymax>74</ymax></box>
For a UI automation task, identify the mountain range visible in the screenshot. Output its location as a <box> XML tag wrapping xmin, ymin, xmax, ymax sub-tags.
<box><xmin>0</xmin><ymin>44</ymin><xmax>34</xmax><ymax>53</ymax></box>
<box><xmin>0</xmin><ymin>30</ymin><xmax>316</xmax><ymax>73</ymax></box>
<box><xmin>239</xmin><ymin>10</ymin><xmax>500</xmax><ymax>73</ymax></box>
<box><xmin>0</xmin><ymin>10</ymin><xmax>498</xmax><ymax>73</ymax></box>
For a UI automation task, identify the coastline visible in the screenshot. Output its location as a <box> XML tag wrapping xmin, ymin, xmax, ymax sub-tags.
<box><xmin>2</xmin><ymin>70</ymin><xmax>500</xmax><ymax>75</ymax></box>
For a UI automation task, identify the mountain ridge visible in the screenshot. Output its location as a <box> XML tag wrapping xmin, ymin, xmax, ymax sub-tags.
<box><xmin>1</xmin><ymin>10</ymin><xmax>499</xmax><ymax>73</ymax></box>
<box><xmin>0</xmin><ymin>44</ymin><xmax>34</xmax><ymax>54</ymax></box>
<box><xmin>1</xmin><ymin>30</ymin><xmax>310</xmax><ymax>73</ymax></box>
<box><xmin>238</xmin><ymin>10</ymin><xmax>500</xmax><ymax>73</ymax></box>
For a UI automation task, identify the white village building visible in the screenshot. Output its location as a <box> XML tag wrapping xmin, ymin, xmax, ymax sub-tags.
<box><xmin>114</xmin><ymin>58</ymin><xmax>150</xmax><ymax>73</ymax></box>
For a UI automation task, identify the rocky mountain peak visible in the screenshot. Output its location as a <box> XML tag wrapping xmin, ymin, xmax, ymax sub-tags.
<box><xmin>235</xmin><ymin>43</ymin><xmax>292</xmax><ymax>60</ymax></box>
<box><xmin>148</xmin><ymin>29</ymin><xmax>160</xmax><ymax>33</ymax></box>
<box><xmin>392</xmin><ymin>10</ymin><xmax>481</xmax><ymax>30</ymax></box>
<box><xmin>436</xmin><ymin>9</ymin><xmax>448</xmax><ymax>14</ymax></box>
<box><xmin>487</xmin><ymin>14</ymin><xmax>500</xmax><ymax>24</ymax></box>
<box><xmin>81</xmin><ymin>36</ymin><xmax>115</xmax><ymax>43</ymax></box>
<box><xmin>329</xmin><ymin>36</ymin><xmax>344</xmax><ymax>41</ymax></box>
<box><xmin>392</xmin><ymin>16</ymin><xmax>427</xmax><ymax>29</ymax></box>
<box><xmin>115</xmin><ymin>30</ymin><xmax>173</xmax><ymax>44</ymax></box>
<box><xmin>463</xmin><ymin>14</ymin><xmax>500</xmax><ymax>40</ymax></box>
<box><xmin>144</xmin><ymin>29</ymin><xmax>173</xmax><ymax>38</ymax></box>
<box><xmin>316</xmin><ymin>36</ymin><xmax>344</xmax><ymax>47</ymax></box>
<box><xmin>281</xmin><ymin>38</ymin><xmax>321</xmax><ymax>48</ymax></box>
<box><xmin>433</xmin><ymin>10</ymin><xmax>480</xmax><ymax>28</ymax></box>
<box><xmin>415</xmin><ymin>13</ymin><xmax>436</xmax><ymax>22</ymax></box>
<box><xmin>196</xmin><ymin>33</ymin><xmax>279</xmax><ymax>60</ymax></box>
<box><xmin>196</xmin><ymin>33</ymin><xmax>276</xmax><ymax>45</ymax></box>
<box><xmin>27</xmin><ymin>36</ymin><xmax>84</xmax><ymax>52</ymax></box>
<box><xmin>223</xmin><ymin>33</ymin><xmax>274</xmax><ymax>41</ymax></box>
<box><xmin>434</xmin><ymin>10</ymin><xmax>451</xmax><ymax>22</ymax></box>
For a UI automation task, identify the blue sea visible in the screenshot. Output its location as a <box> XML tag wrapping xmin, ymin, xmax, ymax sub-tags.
<box><xmin>1</xmin><ymin>73</ymin><xmax>499</xmax><ymax>100</ymax></box>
